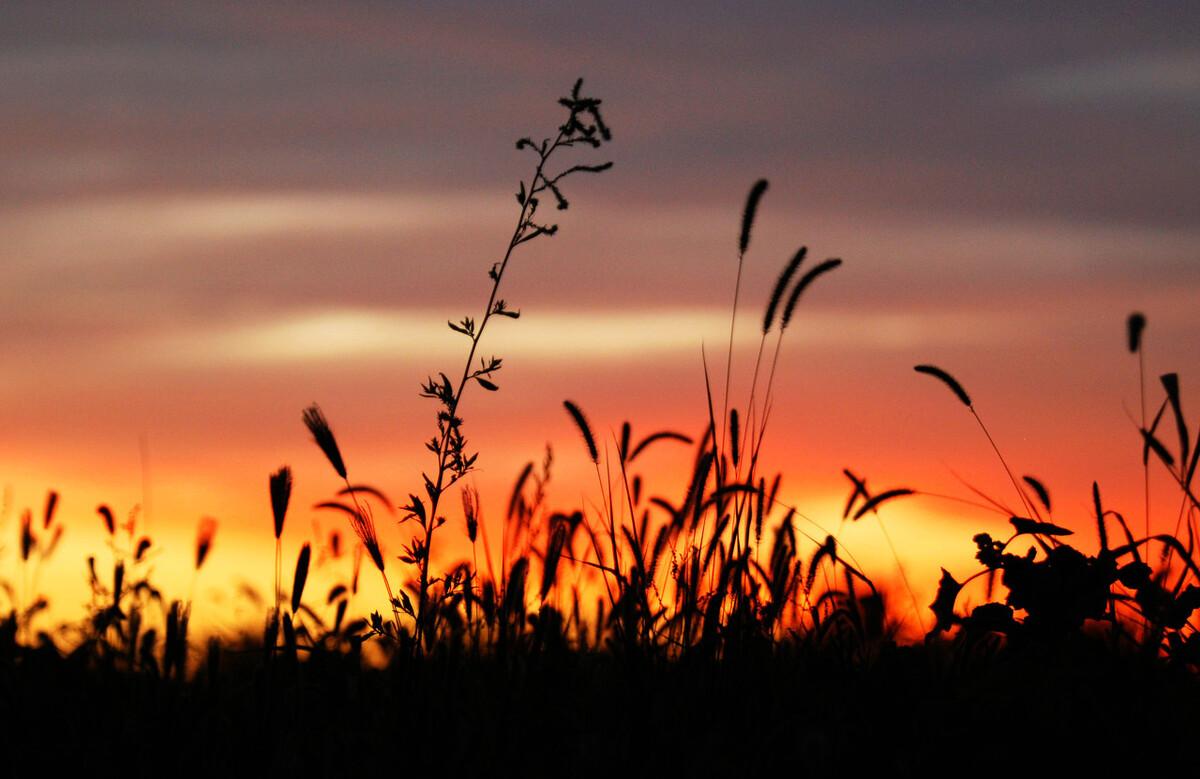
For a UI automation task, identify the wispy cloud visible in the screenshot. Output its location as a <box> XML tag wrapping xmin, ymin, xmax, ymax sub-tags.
<box><xmin>140</xmin><ymin>306</ymin><xmax>1065</xmax><ymax>370</ymax></box>
<box><xmin>147</xmin><ymin>308</ymin><xmax>755</xmax><ymax>366</ymax></box>
<box><xmin>1012</xmin><ymin>52</ymin><xmax>1200</xmax><ymax>104</ymax></box>
<box><xmin>1</xmin><ymin>191</ymin><xmax>507</xmax><ymax>267</ymax></box>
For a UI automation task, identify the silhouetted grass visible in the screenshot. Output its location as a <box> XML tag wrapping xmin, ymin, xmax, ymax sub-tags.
<box><xmin>2</xmin><ymin>79</ymin><xmax>1200</xmax><ymax>773</ymax></box>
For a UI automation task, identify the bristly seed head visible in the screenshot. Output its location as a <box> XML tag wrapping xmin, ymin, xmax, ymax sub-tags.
<box><xmin>739</xmin><ymin>179</ymin><xmax>769</xmax><ymax>256</ymax></box>
<box><xmin>195</xmin><ymin>516</ymin><xmax>218</xmax><ymax>571</ymax></box>
<box><xmin>43</xmin><ymin>490</ymin><xmax>59</xmax><ymax>530</ymax></box>
<box><xmin>20</xmin><ymin>510</ymin><xmax>33</xmax><ymax>561</ymax></box>
<box><xmin>914</xmin><ymin>364</ymin><xmax>973</xmax><ymax>409</ymax></box>
<box><xmin>781</xmin><ymin>258</ymin><xmax>842</xmax><ymax>330</ymax></box>
<box><xmin>563</xmin><ymin>400</ymin><xmax>599</xmax><ymax>464</ymax></box>
<box><xmin>98</xmin><ymin>504</ymin><xmax>115</xmax><ymax>536</ymax></box>
<box><xmin>303</xmin><ymin>404</ymin><xmax>348</xmax><ymax>480</ymax></box>
<box><xmin>349</xmin><ymin>503</ymin><xmax>385</xmax><ymax>574</ymax></box>
<box><xmin>763</xmin><ymin>247</ymin><xmax>806</xmax><ymax>334</ymax></box>
<box><xmin>1127</xmin><ymin>312</ymin><xmax>1146</xmax><ymax>354</ymax></box>
<box><xmin>270</xmin><ymin>465</ymin><xmax>293</xmax><ymax>539</ymax></box>
<box><xmin>291</xmin><ymin>543</ymin><xmax>311</xmax><ymax>613</ymax></box>
<box><xmin>461</xmin><ymin>485</ymin><xmax>480</xmax><ymax>543</ymax></box>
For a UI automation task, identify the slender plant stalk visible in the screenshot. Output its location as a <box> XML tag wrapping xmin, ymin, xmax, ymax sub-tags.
<box><xmin>1140</xmin><ymin>346</ymin><xmax>1150</xmax><ymax>541</ymax></box>
<box><xmin>872</xmin><ymin>513</ymin><xmax>926</xmax><ymax>634</ymax></box>
<box><xmin>969</xmin><ymin>409</ymin><xmax>1036</xmax><ymax>521</ymax></box>
<box><xmin>411</xmin><ymin>82</ymin><xmax>612</xmax><ymax>647</ymax></box>
<box><xmin>344</xmin><ymin>479</ymin><xmax>403</xmax><ymax>637</ymax></box>
<box><xmin>414</xmin><ymin>131</ymin><xmax>561</xmax><ymax>644</ymax></box>
<box><xmin>274</xmin><ymin>537</ymin><xmax>282</xmax><ymax>620</ymax></box>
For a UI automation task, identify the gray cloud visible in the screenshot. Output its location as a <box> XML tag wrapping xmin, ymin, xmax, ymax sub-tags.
<box><xmin>1012</xmin><ymin>51</ymin><xmax>1200</xmax><ymax>104</ymax></box>
<box><xmin>1</xmin><ymin>1</ymin><xmax>1197</xmax><ymax>395</ymax></box>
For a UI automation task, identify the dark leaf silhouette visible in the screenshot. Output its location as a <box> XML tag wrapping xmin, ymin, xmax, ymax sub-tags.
<box><xmin>851</xmin><ymin>488</ymin><xmax>914</xmax><ymax>521</ymax></box>
<box><xmin>1142</xmin><ymin>427</ymin><xmax>1175</xmax><ymax>468</ymax></box>
<box><xmin>842</xmin><ymin>469</ymin><xmax>869</xmax><ymax>520</ymax></box>
<box><xmin>929</xmin><ymin>568</ymin><xmax>962</xmax><ymax>634</ymax></box>
<box><xmin>629</xmin><ymin>431</ymin><xmax>693</xmax><ymax>462</ymax></box>
<box><xmin>1161</xmin><ymin>373</ymin><xmax>1189</xmax><ymax>468</ymax></box>
<box><xmin>1009</xmin><ymin>516</ymin><xmax>1073</xmax><ymax>537</ymax></box>
<box><xmin>336</xmin><ymin>484</ymin><xmax>395</xmax><ymax>513</ymax></box>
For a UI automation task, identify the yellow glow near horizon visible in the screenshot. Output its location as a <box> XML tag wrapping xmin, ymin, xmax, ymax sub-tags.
<box><xmin>136</xmin><ymin>306</ymin><xmax>1058</xmax><ymax>369</ymax></box>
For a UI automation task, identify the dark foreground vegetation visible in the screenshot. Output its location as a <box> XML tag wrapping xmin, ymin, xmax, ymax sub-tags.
<box><xmin>6</xmin><ymin>631</ymin><xmax>1200</xmax><ymax>773</ymax></box>
<box><xmin>4</xmin><ymin>81</ymin><xmax>1200</xmax><ymax>773</ymax></box>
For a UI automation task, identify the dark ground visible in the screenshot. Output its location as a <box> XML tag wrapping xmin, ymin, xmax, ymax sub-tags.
<box><xmin>3</xmin><ymin>634</ymin><xmax>1197</xmax><ymax>776</ymax></box>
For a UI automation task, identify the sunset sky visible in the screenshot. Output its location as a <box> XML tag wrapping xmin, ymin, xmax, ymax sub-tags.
<box><xmin>3</xmin><ymin>2</ymin><xmax>1199</xmax><ymax>636</ymax></box>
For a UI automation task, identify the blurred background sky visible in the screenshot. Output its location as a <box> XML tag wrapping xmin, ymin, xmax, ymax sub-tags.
<box><xmin>2</xmin><ymin>1</ymin><xmax>1198</xmax><ymax>633</ymax></box>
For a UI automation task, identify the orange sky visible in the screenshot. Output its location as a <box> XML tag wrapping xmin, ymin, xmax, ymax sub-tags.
<box><xmin>2</xmin><ymin>2</ymin><xmax>1199</xmax><ymax>640</ymax></box>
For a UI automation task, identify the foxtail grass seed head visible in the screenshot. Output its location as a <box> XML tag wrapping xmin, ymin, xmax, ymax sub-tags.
<box><xmin>270</xmin><ymin>465</ymin><xmax>293</xmax><ymax>539</ymax></box>
<box><xmin>563</xmin><ymin>400</ymin><xmax>599</xmax><ymax>463</ymax></box>
<box><xmin>462</xmin><ymin>485</ymin><xmax>480</xmax><ymax>543</ymax></box>
<box><xmin>1023</xmin><ymin>475</ymin><xmax>1052</xmax><ymax>512</ymax></box>
<box><xmin>1127</xmin><ymin>312</ymin><xmax>1146</xmax><ymax>353</ymax></box>
<box><xmin>195</xmin><ymin>516</ymin><xmax>218</xmax><ymax>571</ymax></box>
<box><xmin>763</xmin><ymin>247</ymin><xmax>806</xmax><ymax>334</ymax></box>
<box><xmin>349</xmin><ymin>503</ymin><xmax>385</xmax><ymax>573</ymax></box>
<box><xmin>20</xmin><ymin>510</ymin><xmax>33</xmax><ymax>561</ymax></box>
<box><xmin>291</xmin><ymin>543</ymin><xmax>311</xmax><ymax>613</ymax></box>
<box><xmin>914</xmin><ymin>364</ymin><xmax>973</xmax><ymax>409</ymax></box>
<box><xmin>780</xmin><ymin>258</ymin><xmax>842</xmax><ymax>330</ymax></box>
<box><xmin>302</xmin><ymin>404</ymin><xmax>347</xmax><ymax>480</ymax></box>
<box><xmin>98</xmin><ymin>504</ymin><xmax>115</xmax><ymax>536</ymax></box>
<box><xmin>739</xmin><ymin>179</ymin><xmax>769</xmax><ymax>255</ymax></box>
<box><xmin>43</xmin><ymin>490</ymin><xmax>58</xmax><ymax>530</ymax></box>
